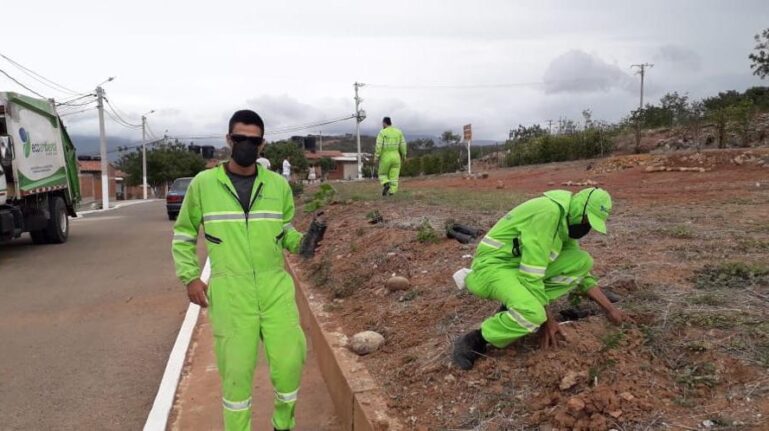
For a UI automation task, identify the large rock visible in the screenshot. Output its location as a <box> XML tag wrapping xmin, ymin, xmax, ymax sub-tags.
<box><xmin>350</xmin><ymin>331</ymin><xmax>385</xmax><ymax>355</ymax></box>
<box><xmin>385</xmin><ymin>276</ymin><xmax>410</xmax><ymax>292</ymax></box>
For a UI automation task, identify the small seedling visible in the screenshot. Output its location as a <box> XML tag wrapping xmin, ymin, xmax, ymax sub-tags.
<box><xmin>416</xmin><ymin>219</ymin><xmax>439</xmax><ymax>243</ymax></box>
<box><xmin>601</xmin><ymin>330</ymin><xmax>625</xmax><ymax>351</ymax></box>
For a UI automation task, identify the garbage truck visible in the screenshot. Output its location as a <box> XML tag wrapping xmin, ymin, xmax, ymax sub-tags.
<box><xmin>0</xmin><ymin>92</ymin><xmax>81</xmax><ymax>244</ymax></box>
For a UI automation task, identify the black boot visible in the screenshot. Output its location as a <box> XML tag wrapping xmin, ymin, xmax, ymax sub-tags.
<box><xmin>382</xmin><ymin>182</ymin><xmax>391</xmax><ymax>196</ymax></box>
<box><xmin>452</xmin><ymin>329</ymin><xmax>487</xmax><ymax>370</ymax></box>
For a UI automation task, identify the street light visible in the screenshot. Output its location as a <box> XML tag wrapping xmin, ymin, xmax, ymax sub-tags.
<box><xmin>141</xmin><ymin>110</ymin><xmax>155</xmax><ymax>200</ymax></box>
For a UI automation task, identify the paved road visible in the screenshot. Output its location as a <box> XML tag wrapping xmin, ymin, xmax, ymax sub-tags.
<box><xmin>0</xmin><ymin>201</ymin><xmax>189</xmax><ymax>430</ymax></box>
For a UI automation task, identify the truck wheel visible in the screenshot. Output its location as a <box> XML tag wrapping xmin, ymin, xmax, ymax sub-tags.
<box><xmin>44</xmin><ymin>196</ymin><xmax>69</xmax><ymax>244</ymax></box>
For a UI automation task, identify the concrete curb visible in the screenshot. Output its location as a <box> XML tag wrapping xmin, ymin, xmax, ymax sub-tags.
<box><xmin>287</xmin><ymin>258</ymin><xmax>402</xmax><ymax>431</ymax></box>
<box><xmin>143</xmin><ymin>259</ymin><xmax>209</xmax><ymax>431</ymax></box>
<box><xmin>77</xmin><ymin>199</ymin><xmax>161</xmax><ymax>216</ymax></box>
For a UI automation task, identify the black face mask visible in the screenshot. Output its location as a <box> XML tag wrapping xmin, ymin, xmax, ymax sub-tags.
<box><xmin>230</xmin><ymin>141</ymin><xmax>259</xmax><ymax>167</ymax></box>
<box><xmin>568</xmin><ymin>223</ymin><xmax>591</xmax><ymax>239</ymax></box>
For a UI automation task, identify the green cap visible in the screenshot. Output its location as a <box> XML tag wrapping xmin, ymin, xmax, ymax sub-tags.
<box><xmin>584</xmin><ymin>188</ymin><xmax>612</xmax><ymax>234</ymax></box>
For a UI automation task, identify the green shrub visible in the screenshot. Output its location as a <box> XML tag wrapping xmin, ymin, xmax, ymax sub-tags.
<box><xmin>304</xmin><ymin>183</ymin><xmax>336</xmax><ymax>213</ymax></box>
<box><xmin>416</xmin><ymin>219</ymin><xmax>439</xmax><ymax>243</ymax></box>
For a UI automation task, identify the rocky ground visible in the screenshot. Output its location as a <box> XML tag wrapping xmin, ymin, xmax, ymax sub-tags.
<box><xmin>294</xmin><ymin>149</ymin><xmax>769</xmax><ymax>430</ymax></box>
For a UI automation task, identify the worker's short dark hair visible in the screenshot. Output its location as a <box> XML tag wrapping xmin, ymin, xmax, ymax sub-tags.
<box><xmin>383</xmin><ymin>116</ymin><xmax>392</xmax><ymax>126</ymax></box>
<box><xmin>229</xmin><ymin>109</ymin><xmax>265</xmax><ymax>135</ymax></box>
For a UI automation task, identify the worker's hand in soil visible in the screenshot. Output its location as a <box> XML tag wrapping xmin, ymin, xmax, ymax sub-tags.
<box><xmin>607</xmin><ymin>308</ymin><xmax>635</xmax><ymax>325</ymax></box>
<box><xmin>539</xmin><ymin>309</ymin><xmax>567</xmax><ymax>349</ymax></box>
<box><xmin>187</xmin><ymin>279</ymin><xmax>209</xmax><ymax>308</ymax></box>
<box><xmin>586</xmin><ymin>287</ymin><xmax>635</xmax><ymax>326</ymax></box>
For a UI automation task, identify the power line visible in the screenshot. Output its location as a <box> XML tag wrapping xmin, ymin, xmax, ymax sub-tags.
<box><xmin>0</xmin><ymin>52</ymin><xmax>82</xmax><ymax>96</ymax></box>
<box><xmin>105</xmin><ymin>109</ymin><xmax>142</xmax><ymax>129</ymax></box>
<box><xmin>56</xmin><ymin>93</ymin><xmax>96</xmax><ymax>106</ymax></box>
<box><xmin>103</xmin><ymin>97</ymin><xmax>142</xmax><ymax>129</ymax></box>
<box><xmin>59</xmin><ymin>106</ymin><xmax>98</xmax><ymax>117</ymax></box>
<box><xmin>0</xmin><ymin>67</ymin><xmax>47</xmax><ymax>98</ymax></box>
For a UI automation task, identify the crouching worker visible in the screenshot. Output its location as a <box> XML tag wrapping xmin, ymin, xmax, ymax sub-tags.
<box><xmin>172</xmin><ymin>110</ymin><xmax>323</xmax><ymax>431</ymax></box>
<box><xmin>452</xmin><ymin>188</ymin><xmax>632</xmax><ymax>370</ymax></box>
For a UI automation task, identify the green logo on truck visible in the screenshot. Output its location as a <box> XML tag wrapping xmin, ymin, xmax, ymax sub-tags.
<box><xmin>19</xmin><ymin>127</ymin><xmax>57</xmax><ymax>158</ymax></box>
<box><xmin>20</xmin><ymin>128</ymin><xmax>31</xmax><ymax>158</ymax></box>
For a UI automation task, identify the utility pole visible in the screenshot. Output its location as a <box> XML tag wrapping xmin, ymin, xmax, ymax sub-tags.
<box><xmin>354</xmin><ymin>82</ymin><xmax>366</xmax><ymax>179</ymax></box>
<box><xmin>547</xmin><ymin>119</ymin><xmax>553</xmax><ymax>134</ymax></box>
<box><xmin>141</xmin><ymin>110</ymin><xmax>155</xmax><ymax>200</ymax></box>
<box><xmin>96</xmin><ymin>86</ymin><xmax>109</xmax><ymax>210</ymax></box>
<box><xmin>319</xmin><ymin>130</ymin><xmax>323</xmax><ymax>152</ymax></box>
<box><xmin>631</xmin><ymin>63</ymin><xmax>653</xmax><ymax>109</ymax></box>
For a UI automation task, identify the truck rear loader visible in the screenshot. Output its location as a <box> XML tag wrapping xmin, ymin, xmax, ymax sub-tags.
<box><xmin>0</xmin><ymin>92</ymin><xmax>81</xmax><ymax>244</ymax></box>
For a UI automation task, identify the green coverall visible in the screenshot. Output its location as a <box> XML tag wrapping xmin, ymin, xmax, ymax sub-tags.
<box><xmin>172</xmin><ymin>164</ymin><xmax>306</xmax><ymax>431</ymax></box>
<box><xmin>466</xmin><ymin>189</ymin><xmax>611</xmax><ymax>348</ymax></box>
<box><xmin>375</xmin><ymin>126</ymin><xmax>407</xmax><ymax>193</ymax></box>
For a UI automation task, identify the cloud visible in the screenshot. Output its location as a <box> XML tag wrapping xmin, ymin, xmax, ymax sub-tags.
<box><xmin>543</xmin><ymin>50</ymin><xmax>635</xmax><ymax>94</ymax></box>
<box><xmin>654</xmin><ymin>45</ymin><xmax>702</xmax><ymax>71</ymax></box>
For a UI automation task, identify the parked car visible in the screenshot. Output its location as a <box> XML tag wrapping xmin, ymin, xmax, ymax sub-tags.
<box><xmin>166</xmin><ymin>177</ymin><xmax>192</xmax><ymax>220</ymax></box>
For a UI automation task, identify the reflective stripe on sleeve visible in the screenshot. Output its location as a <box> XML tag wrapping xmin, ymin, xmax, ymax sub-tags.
<box><xmin>222</xmin><ymin>397</ymin><xmax>252</xmax><ymax>411</ymax></box>
<box><xmin>173</xmin><ymin>233</ymin><xmax>196</xmax><ymax>243</ymax></box>
<box><xmin>274</xmin><ymin>389</ymin><xmax>299</xmax><ymax>403</ymax></box>
<box><xmin>282</xmin><ymin>223</ymin><xmax>295</xmax><ymax>231</ymax></box>
<box><xmin>480</xmin><ymin>236</ymin><xmax>504</xmax><ymax>249</ymax></box>
<box><xmin>519</xmin><ymin>263</ymin><xmax>547</xmax><ymax>276</ymax></box>
<box><xmin>549</xmin><ymin>250</ymin><xmax>559</xmax><ymax>261</ymax></box>
<box><xmin>507</xmin><ymin>308</ymin><xmax>540</xmax><ymax>333</ymax></box>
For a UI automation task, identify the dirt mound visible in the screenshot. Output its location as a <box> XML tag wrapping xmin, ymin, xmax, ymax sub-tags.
<box><xmin>295</xmin><ymin>156</ymin><xmax>769</xmax><ymax>430</ymax></box>
<box><xmin>593</xmin><ymin>148</ymin><xmax>769</xmax><ymax>174</ymax></box>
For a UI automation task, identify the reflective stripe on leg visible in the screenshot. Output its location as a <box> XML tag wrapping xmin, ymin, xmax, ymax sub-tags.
<box><xmin>274</xmin><ymin>389</ymin><xmax>299</xmax><ymax>403</ymax></box>
<box><xmin>222</xmin><ymin>397</ymin><xmax>252</xmax><ymax>411</ymax></box>
<box><xmin>506</xmin><ymin>308</ymin><xmax>540</xmax><ymax>333</ymax></box>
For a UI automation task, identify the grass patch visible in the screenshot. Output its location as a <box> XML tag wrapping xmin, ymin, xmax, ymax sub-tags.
<box><xmin>693</xmin><ymin>262</ymin><xmax>769</xmax><ymax>290</ymax></box>
<box><xmin>329</xmin><ymin>180</ymin><xmax>526</xmax><ymax>212</ymax></box>
<box><xmin>736</xmin><ymin>238</ymin><xmax>769</xmax><ymax>252</ymax></box>
<box><xmin>675</xmin><ymin>362</ymin><xmax>719</xmax><ymax>389</ymax></box>
<box><xmin>416</xmin><ymin>219</ymin><xmax>439</xmax><ymax>244</ymax></box>
<box><xmin>691</xmin><ymin>293</ymin><xmax>726</xmax><ymax>306</ymax></box>
<box><xmin>659</xmin><ymin>224</ymin><xmax>695</xmax><ymax>239</ymax></box>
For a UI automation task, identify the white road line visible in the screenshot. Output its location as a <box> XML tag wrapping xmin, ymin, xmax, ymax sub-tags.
<box><xmin>77</xmin><ymin>199</ymin><xmax>161</xmax><ymax>216</ymax></box>
<box><xmin>143</xmin><ymin>258</ymin><xmax>210</xmax><ymax>431</ymax></box>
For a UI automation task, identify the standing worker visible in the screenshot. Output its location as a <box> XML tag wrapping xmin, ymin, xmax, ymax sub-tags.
<box><xmin>452</xmin><ymin>188</ymin><xmax>632</xmax><ymax>370</ymax></box>
<box><xmin>282</xmin><ymin>157</ymin><xmax>292</xmax><ymax>181</ymax></box>
<box><xmin>172</xmin><ymin>110</ymin><xmax>321</xmax><ymax>431</ymax></box>
<box><xmin>375</xmin><ymin>116</ymin><xmax>407</xmax><ymax>196</ymax></box>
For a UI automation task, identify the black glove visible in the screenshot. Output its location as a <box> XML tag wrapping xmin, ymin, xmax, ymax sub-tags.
<box><xmin>299</xmin><ymin>212</ymin><xmax>327</xmax><ymax>258</ymax></box>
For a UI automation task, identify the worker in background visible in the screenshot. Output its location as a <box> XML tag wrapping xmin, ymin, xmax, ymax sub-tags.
<box><xmin>257</xmin><ymin>150</ymin><xmax>271</xmax><ymax>169</ymax></box>
<box><xmin>172</xmin><ymin>110</ymin><xmax>320</xmax><ymax>431</ymax></box>
<box><xmin>282</xmin><ymin>157</ymin><xmax>292</xmax><ymax>181</ymax></box>
<box><xmin>452</xmin><ymin>188</ymin><xmax>632</xmax><ymax>370</ymax></box>
<box><xmin>374</xmin><ymin>116</ymin><xmax>407</xmax><ymax>196</ymax></box>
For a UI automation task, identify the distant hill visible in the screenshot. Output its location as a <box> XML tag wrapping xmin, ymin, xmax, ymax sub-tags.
<box><xmin>70</xmin><ymin>134</ymin><xmax>138</xmax><ymax>161</ymax></box>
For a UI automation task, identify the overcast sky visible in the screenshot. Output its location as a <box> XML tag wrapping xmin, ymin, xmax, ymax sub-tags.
<box><xmin>2</xmin><ymin>0</ymin><xmax>767</xmax><ymax>143</ymax></box>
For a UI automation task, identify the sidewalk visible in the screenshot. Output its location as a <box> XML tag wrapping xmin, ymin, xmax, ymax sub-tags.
<box><xmin>169</xmin><ymin>310</ymin><xmax>340</xmax><ymax>431</ymax></box>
